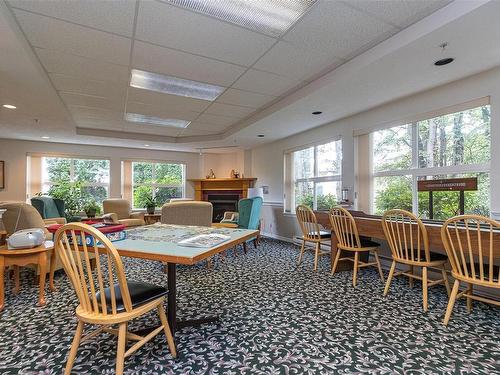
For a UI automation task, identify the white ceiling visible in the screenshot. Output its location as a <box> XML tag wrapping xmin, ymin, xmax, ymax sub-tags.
<box><xmin>1</xmin><ymin>0</ymin><xmax>497</xmax><ymax>153</ymax></box>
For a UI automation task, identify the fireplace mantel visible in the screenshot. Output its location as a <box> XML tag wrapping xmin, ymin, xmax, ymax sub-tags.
<box><xmin>188</xmin><ymin>178</ymin><xmax>257</xmax><ymax>200</ymax></box>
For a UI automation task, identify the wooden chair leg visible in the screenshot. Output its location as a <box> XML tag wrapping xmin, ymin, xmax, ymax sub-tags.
<box><xmin>384</xmin><ymin>261</ymin><xmax>397</xmax><ymax>296</ymax></box>
<box><xmin>467</xmin><ymin>283</ymin><xmax>473</xmax><ymax>313</ymax></box>
<box><xmin>253</xmin><ymin>239</ymin><xmax>258</xmax><ymax>249</ymax></box>
<box><xmin>409</xmin><ymin>265</ymin><xmax>414</xmax><ymax>288</ymax></box>
<box><xmin>242</xmin><ymin>242</ymin><xmax>248</xmax><ymax>254</ymax></box>
<box><xmin>422</xmin><ymin>266</ymin><xmax>428</xmax><ymax>312</ymax></box>
<box><xmin>330</xmin><ymin>248</ymin><xmax>342</xmax><ymax>276</ymax></box>
<box><xmin>443</xmin><ymin>279</ymin><xmax>460</xmax><ymax>326</ymax></box>
<box><xmin>313</xmin><ymin>243</ymin><xmax>320</xmax><ymax>271</ymax></box>
<box><xmin>116</xmin><ymin>322</ymin><xmax>127</xmax><ymax>375</ymax></box>
<box><xmin>157</xmin><ymin>305</ymin><xmax>177</xmax><ymax>358</ymax></box>
<box><xmin>297</xmin><ymin>240</ymin><xmax>306</xmax><ymax>265</ymax></box>
<box><xmin>13</xmin><ymin>265</ymin><xmax>20</xmax><ymax>295</ymax></box>
<box><xmin>352</xmin><ymin>252</ymin><xmax>359</xmax><ymax>287</ymax></box>
<box><xmin>441</xmin><ymin>268</ymin><xmax>451</xmax><ymax>296</ymax></box>
<box><xmin>65</xmin><ymin>320</ymin><xmax>84</xmax><ymax>375</ymax></box>
<box><xmin>373</xmin><ymin>251</ymin><xmax>384</xmax><ymax>282</ymax></box>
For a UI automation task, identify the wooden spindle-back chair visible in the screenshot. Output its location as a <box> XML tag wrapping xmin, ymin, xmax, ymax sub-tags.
<box><xmin>382</xmin><ymin>209</ymin><xmax>450</xmax><ymax>311</ymax></box>
<box><xmin>296</xmin><ymin>205</ymin><xmax>331</xmax><ymax>271</ymax></box>
<box><xmin>441</xmin><ymin>215</ymin><xmax>500</xmax><ymax>325</ymax></box>
<box><xmin>54</xmin><ymin>223</ymin><xmax>176</xmax><ymax>375</ymax></box>
<box><xmin>329</xmin><ymin>207</ymin><xmax>384</xmax><ymax>286</ymax></box>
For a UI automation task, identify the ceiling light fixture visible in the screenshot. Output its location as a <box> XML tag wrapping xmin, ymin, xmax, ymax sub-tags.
<box><xmin>434</xmin><ymin>58</ymin><xmax>454</xmax><ymax>66</ymax></box>
<box><xmin>312</xmin><ymin>111</ymin><xmax>322</xmax><ymax>115</ymax></box>
<box><xmin>2</xmin><ymin>104</ymin><xmax>16</xmax><ymax>109</ymax></box>
<box><xmin>130</xmin><ymin>69</ymin><xmax>225</xmax><ymax>101</ymax></box>
<box><xmin>165</xmin><ymin>0</ymin><xmax>316</xmax><ymax>37</ymax></box>
<box><xmin>41</xmin><ymin>136</ymin><xmax>50</xmax><ymax>139</ymax></box>
<box><xmin>144</xmin><ymin>144</ymin><xmax>151</xmax><ymax>147</ymax></box>
<box><xmin>257</xmin><ymin>134</ymin><xmax>265</xmax><ymax>138</ymax></box>
<box><xmin>125</xmin><ymin>113</ymin><xmax>191</xmax><ymax>128</ymax></box>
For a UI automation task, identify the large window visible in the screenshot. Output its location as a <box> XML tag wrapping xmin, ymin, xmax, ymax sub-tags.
<box><xmin>290</xmin><ymin>139</ymin><xmax>342</xmax><ymax>211</ymax></box>
<box><xmin>41</xmin><ymin>157</ymin><xmax>110</xmax><ymax>203</ymax></box>
<box><xmin>132</xmin><ymin>161</ymin><xmax>185</xmax><ymax>209</ymax></box>
<box><xmin>371</xmin><ymin>104</ymin><xmax>490</xmax><ymax>219</ymax></box>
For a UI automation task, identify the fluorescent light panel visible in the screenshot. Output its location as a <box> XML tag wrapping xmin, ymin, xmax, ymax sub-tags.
<box><xmin>130</xmin><ymin>69</ymin><xmax>224</xmax><ymax>101</ymax></box>
<box><xmin>165</xmin><ymin>0</ymin><xmax>316</xmax><ymax>37</ymax></box>
<box><xmin>125</xmin><ymin>113</ymin><xmax>190</xmax><ymax>128</ymax></box>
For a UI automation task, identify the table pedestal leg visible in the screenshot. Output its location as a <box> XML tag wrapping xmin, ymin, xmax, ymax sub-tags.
<box><xmin>49</xmin><ymin>250</ymin><xmax>56</xmax><ymax>291</ymax></box>
<box><xmin>38</xmin><ymin>252</ymin><xmax>47</xmax><ymax>306</ymax></box>
<box><xmin>0</xmin><ymin>257</ymin><xmax>4</xmax><ymax>311</ymax></box>
<box><xmin>13</xmin><ymin>266</ymin><xmax>20</xmax><ymax>295</ymax></box>
<box><xmin>167</xmin><ymin>262</ymin><xmax>177</xmax><ymax>332</ymax></box>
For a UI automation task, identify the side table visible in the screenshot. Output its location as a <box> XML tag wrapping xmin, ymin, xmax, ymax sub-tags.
<box><xmin>0</xmin><ymin>241</ymin><xmax>56</xmax><ymax>311</ymax></box>
<box><xmin>144</xmin><ymin>213</ymin><xmax>162</xmax><ymax>225</ymax></box>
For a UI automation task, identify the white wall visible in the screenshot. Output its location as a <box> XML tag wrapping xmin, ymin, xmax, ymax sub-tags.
<box><xmin>252</xmin><ymin>66</ymin><xmax>500</xmax><ymax>239</ymax></box>
<box><xmin>0</xmin><ymin>139</ymin><xmax>202</xmax><ymax>202</ymax></box>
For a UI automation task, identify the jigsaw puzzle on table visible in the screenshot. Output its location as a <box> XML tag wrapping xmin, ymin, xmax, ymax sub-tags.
<box><xmin>126</xmin><ymin>223</ymin><xmax>246</xmax><ymax>244</ymax></box>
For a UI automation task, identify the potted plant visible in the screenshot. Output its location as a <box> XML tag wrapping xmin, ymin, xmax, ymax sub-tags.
<box><xmin>47</xmin><ymin>181</ymin><xmax>85</xmax><ymax>222</ymax></box>
<box><xmin>84</xmin><ymin>200</ymin><xmax>101</xmax><ymax>219</ymax></box>
<box><xmin>144</xmin><ymin>196</ymin><xmax>157</xmax><ymax>214</ymax></box>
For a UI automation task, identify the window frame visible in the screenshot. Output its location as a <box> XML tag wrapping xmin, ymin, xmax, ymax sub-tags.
<box><xmin>41</xmin><ymin>156</ymin><xmax>111</xmax><ymax>198</ymax></box>
<box><xmin>370</xmin><ymin>105</ymin><xmax>491</xmax><ymax>216</ymax></box>
<box><xmin>131</xmin><ymin>160</ymin><xmax>186</xmax><ymax>209</ymax></box>
<box><xmin>286</xmin><ymin>137</ymin><xmax>342</xmax><ymax>212</ymax></box>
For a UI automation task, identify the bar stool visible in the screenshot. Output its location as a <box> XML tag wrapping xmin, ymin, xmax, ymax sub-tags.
<box><xmin>296</xmin><ymin>205</ymin><xmax>331</xmax><ymax>271</ymax></box>
<box><xmin>329</xmin><ymin>207</ymin><xmax>384</xmax><ymax>287</ymax></box>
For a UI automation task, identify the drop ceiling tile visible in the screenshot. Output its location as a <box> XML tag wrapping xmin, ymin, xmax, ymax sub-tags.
<box><xmin>216</xmin><ymin>89</ymin><xmax>276</xmax><ymax>108</ymax></box>
<box><xmin>50</xmin><ymin>74</ymin><xmax>127</xmax><ymax>98</ymax></box>
<box><xmin>132</xmin><ymin>41</ymin><xmax>245</xmax><ymax>87</ymax></box>
<box><xmin>14</xmin><ymin>9</ymin><xmax>131</xmax><ymax>66</ymax></box>
<box><xmin>283</xmin><ymin>0</ymin><xmax>397</xmax><ymax>59</ymax></box>
<box><xmin>188</xmin><ymin>121</ymin><xmax>231</xmax><ymax>132</ymax></box>
<box><xmin>122</xmin><ymin>123</ymin><xmax>183</xmax><ymax>137</ymax></box>
<box><xmin>232</xmin><ymin>69</ymin><xmax>304</xmax><ymax>96</ymax></box>
<box><xmin>346</xmin><ymin>0</ymin><xmax>452</xmax><ymax>29</ymax></box>
<box><xmin>127</xmin><ymin>87</ymin><xmax>211</xmax><ymax>113</ymax></box>
<box><xmin>126</xmin><ymin>102</ymin><xmax>200</xmax><ymax>121</ymax></box>
<box><xmin>253</xmin><ymin>41</ymin><xmax>343</xmax><ymax>81</ymax></box>
<box><xmin>77</xmin><ymin>119</ymin><xmax>124</xmax><ymax>131</ymax></box>
<box><xmin>135</xmin><ymin>0</ymin><xmax>276</xmax><ymax>66</ymax></box>
<box><xmin>60</xmin><ymin>92</ymin><xmax>125</xmax><ymax>112</ymax></box>
<box><xmin>36</xmin><ymin>48</ymin><xmax>130</xmax><ymax>83</ymax></box>
<box><xmin>204</xmin><ymin>103</ymin><xmax>256</xmax><ymax>118</ymax></box>
<box><xmin>9</xmin><ymin>0</ymin><xmax>136</xmax><ymax>37</ymax></box>
<box><xmin>195</xmin><ymin>113</ymin><xmax>239</xmax><ymax>127</ymax></box>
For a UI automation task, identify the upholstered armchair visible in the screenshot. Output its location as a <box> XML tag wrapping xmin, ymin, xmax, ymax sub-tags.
<box><xmin>161</xmin><ymin>201</ymin><xmax>213</xmax><ymax>227</ymax></box>
<box><xmin>221</xmin><ymin>197</ymin><xmax>263</xmax><ymax>250</ymax></box>
<box><xmin>0</xmin><ymin>202</ymin><xmax>52</xmax><ymax>240</ymax></box>
<box><xmin>102</xmin><ymin>199</ymin><xmax>145</xmax><ymax>227</ymax></box>
<box><xmin>31</xmin><ymin>196</ymin><xmax>67</xmax><ymax>224</ymax></box>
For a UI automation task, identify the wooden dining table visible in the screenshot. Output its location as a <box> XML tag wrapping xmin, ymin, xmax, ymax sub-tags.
<box><xmin>315</xmin><ymin>210</ymin><xmax>500</xmax><ymax>270</ymax></box>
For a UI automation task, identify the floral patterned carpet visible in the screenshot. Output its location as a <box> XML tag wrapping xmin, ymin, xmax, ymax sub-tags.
<box><xmin>0</xmin><ymin>238</ymin><xmax>499</xmax><ymax>374</ymax></box>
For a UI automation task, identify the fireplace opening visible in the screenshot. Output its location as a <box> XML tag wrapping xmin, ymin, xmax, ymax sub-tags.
<box><xmin>207</xmin><ymin>194</ymin><xmax>239</xmax><ymax>222</ymax></box>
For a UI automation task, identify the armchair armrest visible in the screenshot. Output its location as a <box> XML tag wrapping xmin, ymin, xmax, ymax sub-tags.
<box><xmin>130</xmin><ymin>211</ymin><xmax>145</xmax><ymax>220</ymax></box>
<box><xmin>43</xmin><ymin>217</ymin><xmax>67</xmax><ymax>225</ymax></box>
<box><xmin>101</xmin><ymin>213</ymin><xmax>118</xmax><ymax>223</ymax></box>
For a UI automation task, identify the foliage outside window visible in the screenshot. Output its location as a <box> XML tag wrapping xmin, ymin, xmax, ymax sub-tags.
<box><xmin>132</xmin><ymin>161</ymin><xmax>185</xmax><ymax>209</ymax></box>
<box><xmin>292</xmin><ymin>139</ymin><xmax>342</xmax><ymax>211</ymax></box>
<box><xmin>372</xmin><ymin>104</ymin><xmax>490</xmax><ymax>219</ymax></box>
<box><xmin>42</xmin><ymin>157</ymin><xmax>110</xmax><ymax>214</ymax></box>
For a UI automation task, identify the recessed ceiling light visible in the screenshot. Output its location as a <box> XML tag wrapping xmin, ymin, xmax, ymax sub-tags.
<box><xmin>257</xmin><ymin>134</ymin><xmax>265</xmax><ymax>138</ymax></box>
<box><xmin>3</xmin><ymin>104</ymin><xmax>16</xmax><ymax>109</ymax></box>
<box><xmin>165</xmin><ymin>0</ymin><xmax>316</xmax><ymax>37</ymax></box>
<box><xmin>130</xmin><ymin>69</ymin><xmax>225</xmax><ymax>101</ymax></box>
<box><xmin>434</xmin><ymin>58</ymin><xmax>454</xmax><ymax>66</ymax></box>
<box><xmin>312</xmin><ymin>111</ymin><xmax>322</xmax><ymax>115</ymax></box>
<box><xmin>125</xmin><ymin>113</ymin><xmax>191</xmax><ymax>128</ymax></box>
<box><xmin>41</xmin><ymin>136</ymin><xmax>50</xmax><ymax>139</ymax></box>
<box><xmin>144</xmin><ymin>144</ymin><xmax>151</xmax><ymax>147</ymax></box>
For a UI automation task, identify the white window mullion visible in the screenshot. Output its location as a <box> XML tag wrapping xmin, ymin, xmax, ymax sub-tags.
<box><xmin>411</xmin><ymin>122</ymin><xmax>419</xmax><ymax>214</ymax></box>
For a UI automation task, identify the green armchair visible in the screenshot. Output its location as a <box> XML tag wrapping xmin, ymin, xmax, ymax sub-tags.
<box><xmin>31</xmin><ymin>196</ymin><xmax>67</xmax><ymax>224</ymax></box>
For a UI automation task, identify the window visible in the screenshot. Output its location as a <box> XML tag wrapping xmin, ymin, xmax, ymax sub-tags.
<box><xmin>371</xmin><ymin>104</ymin><xmax>490</xmax><ymax>219</ymax></box>
<box><xmin>132</xmin><ymin>161</ymin><xmax>185</xmax><ymax>209</ymax></box>
<box><xmin>41</xmin><ymin>157</ymin><xmax>110</xmax><ymax>203</ymax></box>
<box><xmin>288</xmin><ymin>139</ymin><xmax>342</xmax><ymax>211</ymax></box>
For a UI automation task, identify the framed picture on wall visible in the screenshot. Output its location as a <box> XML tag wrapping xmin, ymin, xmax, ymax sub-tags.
<box><xmin>0</xmin><ymin>161</ymin><xmax>4</xmax><ymax>189</ymax></box>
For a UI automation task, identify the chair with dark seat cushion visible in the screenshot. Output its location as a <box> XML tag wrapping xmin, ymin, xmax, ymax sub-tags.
<box><xmin>382</xmin><ymin>209</ymin><xmax>451</xmax><ymax>312</ymax></box>
<box><xmin>97</xmin><ymin>281</ymin><xmax>168</xmax><ymax>314</ymax></box>
<box><xmin>329</xmin><ymin>207</ymin><xmax>385</xmax><ymax>287</ymax></box>
<box><xmin>296</xmin><ymin>205</ymin><xmax>331</xmax><ymax>271</ymax></box>
<box><xmin>54</xmin><ymin>223</ymin><xmax>176</xmax><ymax>375</ymax></box>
